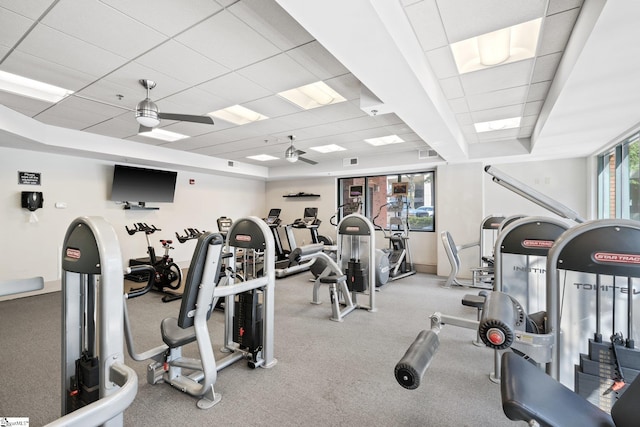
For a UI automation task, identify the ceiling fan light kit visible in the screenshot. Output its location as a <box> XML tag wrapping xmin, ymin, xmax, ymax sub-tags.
<box><xmin>135</xmin><ymin>98</ymin><xmax>160</xmax><ymax>128</ymax></box>
<box><xmin>285</xmin><ymin>145</ymin><xmax>299</xmax><ymax>162</ymax></box>
<box><xmin>134</xmin><ymin>79</ymin><xmax>214</xmax><ymax>130</ymax></box>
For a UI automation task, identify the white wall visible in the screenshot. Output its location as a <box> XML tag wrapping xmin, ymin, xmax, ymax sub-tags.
<box><xmin>1</xmin><ymin>146</ymin><xmax>265</xmax><ymax>299</ymax></box>
<box><xmin>436</xmin><ymin>162</ymin><xmax>485</xmax><ymax>278</ymax></box>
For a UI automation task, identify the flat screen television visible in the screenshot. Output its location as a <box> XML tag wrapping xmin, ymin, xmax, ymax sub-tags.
<box><xmin>110</xmin><ymin>164</ymin><xmax>177</xmax><ymax>203</ymax></box>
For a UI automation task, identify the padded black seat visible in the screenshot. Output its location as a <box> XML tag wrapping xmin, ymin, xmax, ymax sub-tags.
<box><xmin>161</xmin><ymin>317</ymin><xmax>197</xmax><ymax>348</ymax></box>
<box><xmin>462</xmin><ymin>293</ymin><xmax>485</xmax><ymax>309</ymax></box>
<box><xmin>501</xmin><ymin>352</ymin><xmax>617</xmax><ymax>427</ymax></box>
<box><xmin>319</xmin><ymin>274</ymin><xmax>346</xmax><ymax>284</ymax></box>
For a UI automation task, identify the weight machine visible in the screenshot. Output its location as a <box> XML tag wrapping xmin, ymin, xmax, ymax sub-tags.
<box><xmin>123</xmin><ymin>216</ymin><xmax>277</xmax><ymax>409</ymax></box>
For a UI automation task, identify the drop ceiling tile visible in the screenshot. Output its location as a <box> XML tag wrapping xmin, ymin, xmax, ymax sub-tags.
<box><xmin>103</xmin><ymin>62</ymin><xmax>191</xmax><ymax>100</ymax></box>
<box><xmin>537</xmin><ymin>8</ymin><xmax>580</xmax><ymax>56</ymax></box>
<box><xmin>198</xmin><ymin>73</ymin><xmax>272</xmax><ymax>106</ymax></box>
<box><xmin>135</xmin><ymin>40</ymin><xmax>229</xmax><ymax>86</ymax></box>
<box><xmin>41</xmin><ymin>0</ymin><xmax>166</xmax><ymax>59</ymax></box>
<box><xmin>17</xmin><ymin>24</ymin><xmax>126</xmax><ymax>78</ymax></box>
<box><xmin>84</xmin><ymin>114</ymin><xmax>141</xmax><ymax>139</ymax></box>
<box><xmin>448</xmin><ymin>97</ymin><xmax>469</xmax><ymax>114</ymax></box>
<box><xmin>36</xmin><ymin>96</ymin><xmax>125</xmax><ymax>130</ymax></box>
<box><xmin>243</xmin><ymin>95</ymin><xmax>302</xmax><ymax>118</ymax></box>
<box><xmin>237</xmin><ymin>53</ymin><xmax>317</xmax><ymax>93</ymax></box>
<box><xmin>460</xmin><ymin>59</ymin><xmax>535</xmax><ymax>95</ymax></box>
<box><xmin>470</xmin><ymin>104</ymin><xmax>523</xmax><ymax>122</ymax></box>
<box><xmin>0</xmin><ymin>7</ymin><xmax>34</xmax><ymax>48</ymax></box>
<box><xmin>175</xmin><ymin>10</ymin><xmax>280</xmax><ymax>70</ymax></box>
<box><xmin>547</xmin><ymin>0</ymin><xmax>583</xmax><ymax>16</ymax></box>
<box><xmin>155</xmin><ymin>120</ymin><xmax>218</xmax><ymax>137</ymax></box>
<box><xmin>439</xmin><ymin>76</ymin><xmax>464</xmax><ymax>99</ymax></box>
<box><xmin>0</xmin><ymin>91</ymin><xmax>52</xmax><ymax>117</ymax></box>
<box><xmin>467</xmin><ymin>85</ymin><xmax>528</xmax><ymax>111</ymax></box>
<box><xmin>310</xmin><ymin>101</ymin><xmax>367</xmax><ymax>124</ymax></box>
<box><xmin>325</xmin><ymin>74</ymin><xmax>361</xmax><ymax>101</ymax></box>
<box><xmin>456</xmin><ymin>112</ymin><xmax>474</xmax><ymax>126</ymax></box>
<box><xmin>0</xmin><ymin>0</ymin><xmax>56</xmax><ymax>20</ymax></box>
<box><xmin>437</xmin><ymin>0</ymin><xmax>546</xmax><ymax>43</ymax></box>
<box><xmin>270</xmin><ymin>110</ymin><xmax>330</xmax><ymax>130</ymax></box>
<box><xmin>523</xmin><ymin>100</ymin><xmax>543</xmax><ymax>116</ymax></box>
<box><xmin>520</xmin><ymin>115</ymin><xmax>538</xmax><ymax>127</ymax></box>
<box><xmin>425</xmin><ymin>46</ymin><xmax>459</xmax><ymax>79</ymax></box>
<box><xmin>1</xmin><ymin>50</ymin><xmax>96</xmax><ymax>91</ymax></box>
<box><xmin>228</xmin><ymin>0</ymin><xmax>314</xmax><ymax>51</ymax></box>
<box><xmin>286</xmin><ymin>41</ymin><xmax>350</xmax><ymax>81</ymax></box>
<box><xmin>531</xmin><ymin>52</ymin><xmax>562</xmax><ymax>83</ymax></box>
<box><xmin>101</xmin><ymin>0</ymin><xmax>222</xmax><ymax>37</ymax></box>
<box><xmin>404</xmin><ymin>0</ymin><xmax>449</xmax><ymax>51</ymax></box>
<box><xmin>161</xmin><ymin>87</ymin><xmax>229</xmax><ymax>114</ymax></box>
<box><xmin>526</xmin><ymin>81</ymin><xmax>551</xmax><ymax>102</ymax></box>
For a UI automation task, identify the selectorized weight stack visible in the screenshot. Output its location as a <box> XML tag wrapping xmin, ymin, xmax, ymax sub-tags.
<box><xmin>337</xmin><ymin>213</ymin><xmax>377</xmax><ymax>312</ymax></box>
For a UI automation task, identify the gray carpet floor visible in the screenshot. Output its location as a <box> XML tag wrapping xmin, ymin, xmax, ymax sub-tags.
<box><xmin>0</xmin><ymin>273</ymin><xmax>516</xmax><ymax>426</ymax></box>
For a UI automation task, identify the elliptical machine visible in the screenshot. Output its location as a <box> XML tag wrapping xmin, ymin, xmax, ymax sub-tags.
<box><xmin>372</xmin><ymin>198</ymin><xmax>416</xmax><ymax>283</ymax></box>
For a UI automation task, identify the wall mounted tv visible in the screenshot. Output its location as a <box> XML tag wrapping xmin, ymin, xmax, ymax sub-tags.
<box><xmin>110</xmin><ymin>164</ymin><xmax>177</xmax><ymax>208</ymax></box>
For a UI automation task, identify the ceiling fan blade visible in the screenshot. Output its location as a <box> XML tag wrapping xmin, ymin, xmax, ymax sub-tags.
<box><xmin>298</xmin><ymin>156</ymin><xmax>317</xmax><ymax>165</ymax></box>
<box><xmin>295</xmin><ymin>149</ymin><xmax>306</xmax><ymax>155</ymax></box>
<box><xmin>138</xmin><ymin>125</ymin><xmax>154</xmax><ymax>133</ymax></box>
<box><xmin>158</xmin><ymin>112</ymin><xmax>214</xmax><ymax>125</ymax></box>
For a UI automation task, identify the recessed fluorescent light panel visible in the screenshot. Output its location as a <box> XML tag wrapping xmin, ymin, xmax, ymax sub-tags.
<box><xmin>364</xmin><ymin>135</ymin><xmax>405</xmax><ymax>146</ymax></box>
<box><xmin>309</xmin><ymin>144</ymin><xmax>346</xmax><ymax>153</ymax></box>
<box><xmin>278</xmin><ymin>81</ymin><xmax>346</xmax><ymax>110</ymax></box>
<box><xmin>450</xmin><ymin>18</ymin><xmax>542</xmax><ymax>74</ymax></box>
<box><xmin>138</xmin><ymin>128</ymin><xmax>189</xmax><ymax>142</ymax></box>
<box><xmin>208</xmin><ymin>105</ymin><xmax>268</xmax><ymax>125</ymax></box>
<box><xmin>474</xmin><ymin>117</ymin><xmax>521</xmax><ymax>133</ymax></box>
<box><xmin>0</xmin><ymin>70</ymin><xmax>74</xmax><ymax>103</ymax></box>
<box><xmin>247</xmin><ymin>154</ymin><xmax>279</xmax><ymax>161</ymax></box>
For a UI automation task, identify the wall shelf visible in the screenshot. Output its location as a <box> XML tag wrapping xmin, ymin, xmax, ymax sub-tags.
<box><xmin>283</xmin><ymin>193</ymin><xmax>320</xmax><ymax>198</ymax></box>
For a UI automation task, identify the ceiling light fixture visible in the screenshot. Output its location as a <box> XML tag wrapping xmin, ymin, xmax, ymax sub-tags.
<box><xmin>450</xmin><ymin>18</ymin><xmax>542</xmax><ymax>74</ymax></box>
<box><xmin>309</xmin><ymin>144</ymin><xmax>346</xmax><ymax>153</ymax></box>
<box><xmin>285</xmin><ymin>145</ymin><xmax>298</xmax><ymax>163</ymax></box>
<box><xmin>138</xmin><ymin>127</ymin><xmax>189</xmax><ymax>142</ymax></box>
<box><xmin>278</xmin><ymin>81</ymin><xmax>346</xmax><ymax>110</ymax></box>
<box><xmin>247</xmin><ymin>154</ymin><xmax>279</xmax><ymax>161</ymax></box>
<box><xmin>474</xmin><ymin>117</ymin><xmax>521</xmax><ymax>133</ymax></box>
<box><xmin>135</xmin><ymin>97</ymin><xmax>160</xmax><ymax>128</ymax></box>
<box><xmin>0</xmin><ymin>70</ymin><xmax>74</xmax><ymax>103</ymax></box>
<box><xmin>208</xmin><ymin>105</ymin><xmax>268</xmax><ymax>125</ymax></box>
<box><xmin>364</xmin><ymin>135</ymin><xmax>405</xmax><ymax>146</ymax></box>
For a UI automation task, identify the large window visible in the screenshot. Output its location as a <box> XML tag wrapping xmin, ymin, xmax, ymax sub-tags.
<box><xmin>337</xmin><ymin>171</ymin><xmax>435</xmax><ymax>232</ymax></box>
<box><xmin>598</xmin><ymin>132</ymin><xmax>640</xmax><ymax>220</ymax></box>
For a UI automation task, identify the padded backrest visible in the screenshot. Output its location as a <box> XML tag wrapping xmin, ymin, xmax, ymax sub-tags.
<box><xmin>177</xmin><ymin>232</ymin><xmax>224</xmax><ymax>328</ymax></box>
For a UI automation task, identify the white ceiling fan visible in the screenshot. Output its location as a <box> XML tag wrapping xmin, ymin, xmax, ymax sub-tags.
<box><xmin>284</xmin><ymin>135</ymin><xmax>317</xmax><ymax>165</ymax></box>
<box><xmin>135</xmin><ymin>79</ymin><xmax>214</xmax><ymax>132</ymax></box>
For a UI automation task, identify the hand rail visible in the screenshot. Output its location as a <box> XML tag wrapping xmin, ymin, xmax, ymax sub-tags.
<box><xmin>45</xmin><ymin>362</ymin><xmax>138</xmax><ymax>427</ymax></box>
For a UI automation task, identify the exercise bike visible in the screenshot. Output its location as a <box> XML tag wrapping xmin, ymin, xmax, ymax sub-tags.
<box><xmin>125</xmin><ymin>223</ymin><xmax>182</xmax><ymax>298</ymax></box>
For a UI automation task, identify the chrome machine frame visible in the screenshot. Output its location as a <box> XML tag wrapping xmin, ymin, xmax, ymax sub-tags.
<box><xmin>59</xmin><ymin>216</ymin><xmax>138</xmax><ymax>427</ymax></box>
